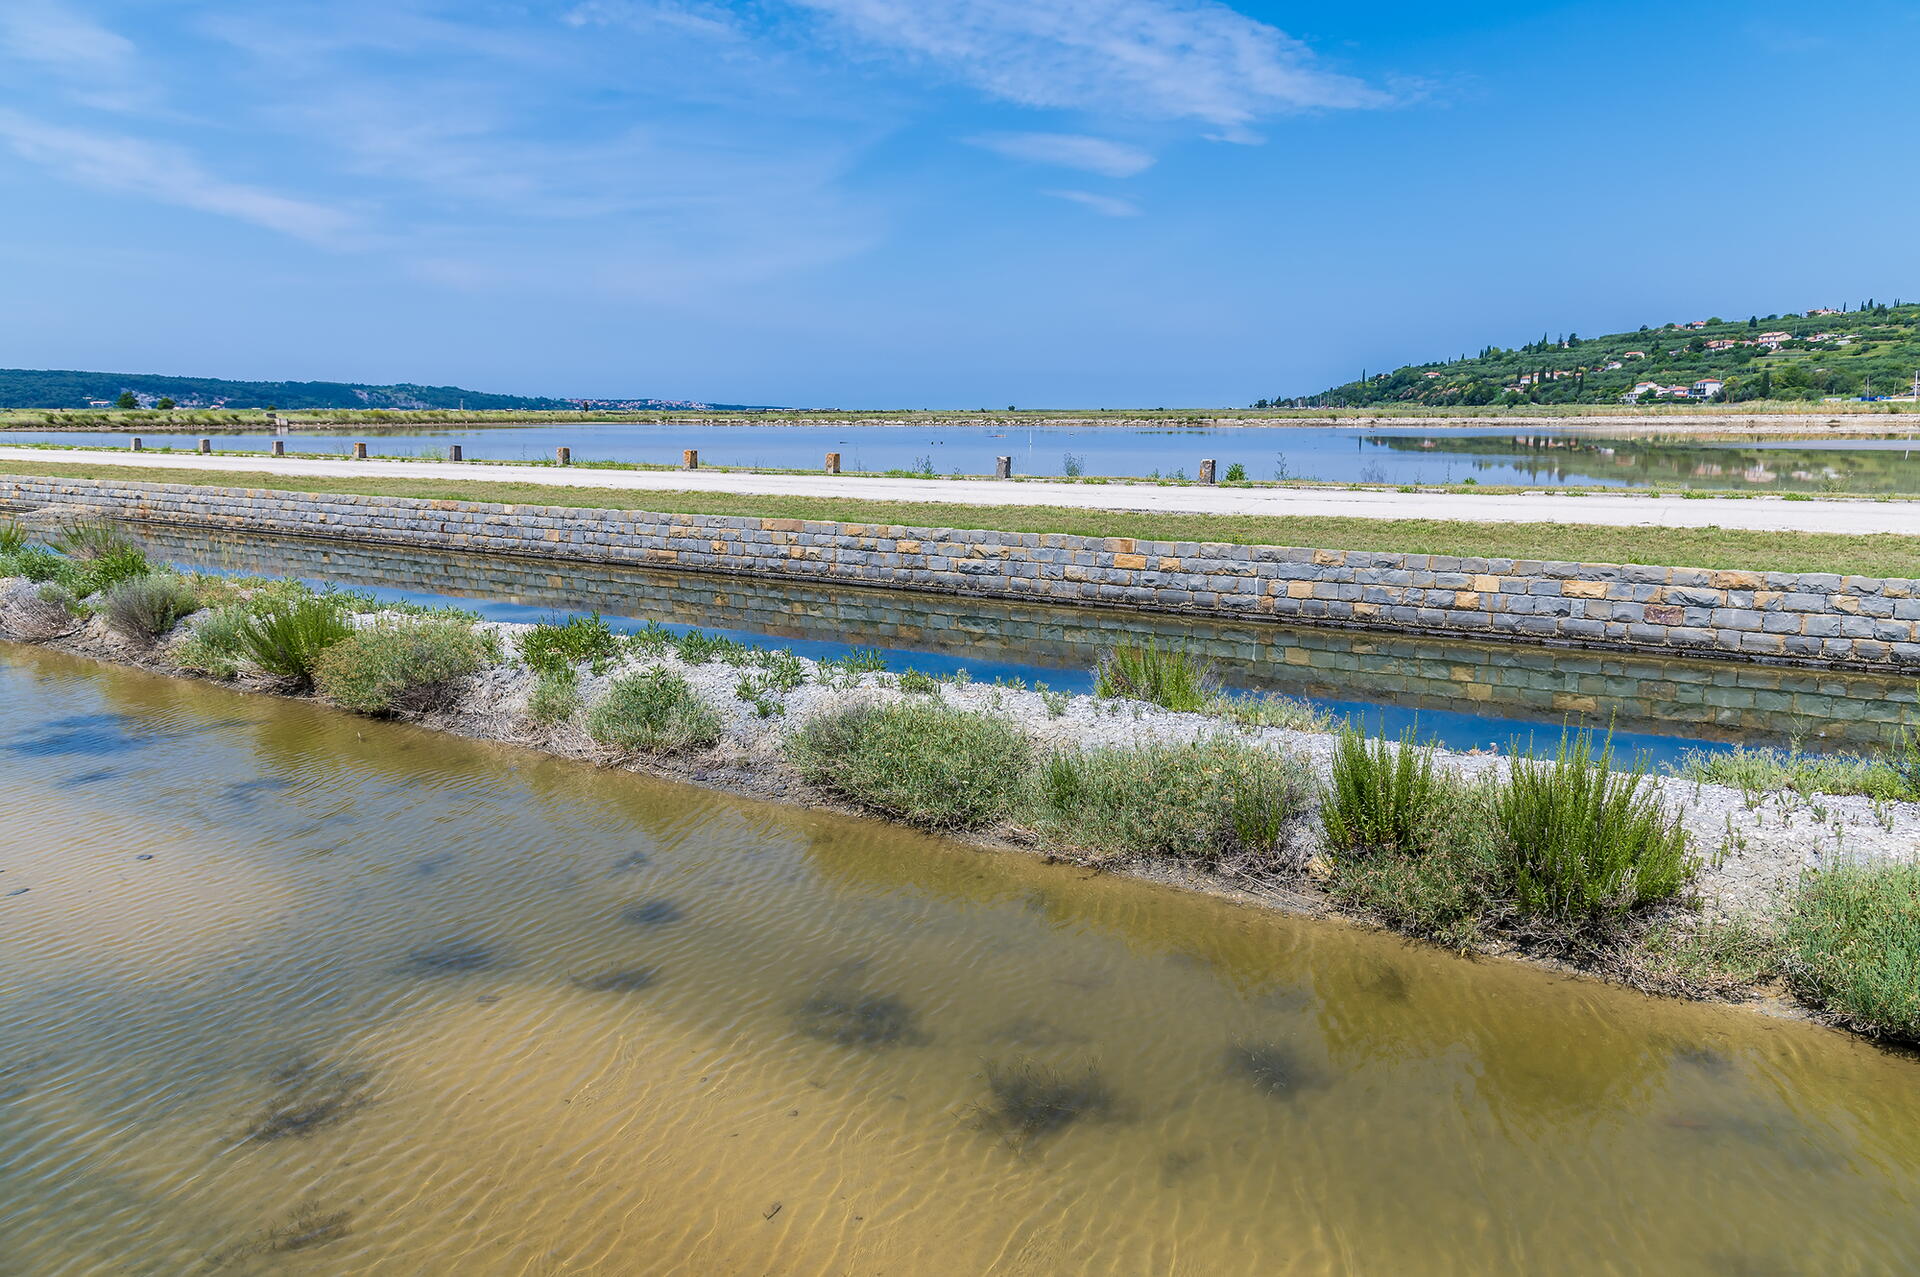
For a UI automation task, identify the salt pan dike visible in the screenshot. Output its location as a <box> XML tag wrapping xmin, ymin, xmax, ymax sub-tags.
<box><xmin>3</xmin><ymin>445</ymin><xmax>1919</xmax><ymax>535</ymax></box>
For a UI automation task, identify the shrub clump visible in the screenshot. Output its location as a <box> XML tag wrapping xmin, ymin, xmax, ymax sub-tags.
<box><xmin>788</xmin><ymin>699</ymin><xmax>1031</xmax><ymax>829</ymax></box>
<box><xmin>1677</xmin><ymin>745</ymin><xmax>1914</xmax><ymax>802</ymax></box>
<box><xmin>1030</xmin><ymin>737</ymin><xmax>1312</xmax><ymax>870</ymax></box>
<box><xmin>1322</xmin><ymin>728</ymin><xmax>1449</xmax><ymax>857</ymax></box>
<box><xmin>517</xmin><ymin>613</ymin><xmax>622</xmax><ymax>675</ymax></box>
<box><xmin>1781</xmin><ymin>864</ymin><xmax>1920</xmax><ymax>1041</ymax></box>
<box><xmin>312</xmin><ymin>617</ymin><xmax>499</xmax><ymax>715</ymax></box>
<box><xmin>236</xmin><ymin>595</ymin><xmax>354</xmax><ymax>684</ymax></box>
<box><xmin>1492</xmin><ymin>734</ymin><xmax>1694</xmax><ymax>928</ymax></box>
<box><xmin>526</xmin><ymin>667</ymin><xmax>583</xmax><ymax>726</ymax></box>
<box><xmin>100</xmin><ymin>573</ymin><xmax>202</xmax><ymax>642</ymax></box>
<box><xmin>585</xmin><ymin>669</ymin><xmax>723</xmax><ymax>754</ymax></box>
<box><xmin>1093</xmin><ymin>639</ymin><xmax>1215</xmax><ymax>712</ymax></box>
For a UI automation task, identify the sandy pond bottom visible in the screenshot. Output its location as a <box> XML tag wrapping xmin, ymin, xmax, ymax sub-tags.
<box><xmin>2</xmin><ymin>644</ymin><xmax>1919</xmax><ymax>1275</ymax></box>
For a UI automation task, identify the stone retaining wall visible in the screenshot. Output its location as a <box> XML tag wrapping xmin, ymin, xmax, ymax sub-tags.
<box><xmin>5</xmin><ymin>474</ymin><xmax>1918</xmax><ymax>671</ymax></box>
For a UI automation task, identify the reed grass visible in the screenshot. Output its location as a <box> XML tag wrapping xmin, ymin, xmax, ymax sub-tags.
<box><xmin>1321</xmin><ymin>728</ymin><xmax>1447</xmax><ymax>858</ymax></box>
<box><xmin>1674</xmin><ymin>746</ymin><xmax>1915</xmax><ymax>801</ymax></box>
<box><xmin>1493</xmin><ymin>734</ymin><xmax>1694</xmax><ymax>925</ymax></box>
<box><xmin>1093</xmin><ymin>639</ymin><xmax>1216</xmax><ymax>712</ymax></box>
<box><xmin>237</xmin><ymin>596</ymin><xmax>354</xmax><ymax>683</ymax></box>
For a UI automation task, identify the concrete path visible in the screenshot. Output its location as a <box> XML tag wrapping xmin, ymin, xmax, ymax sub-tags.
<box><xmin>3</xmin><ymin>446</ymin><xmax>1916</xmax><ymax>535</ymax></box>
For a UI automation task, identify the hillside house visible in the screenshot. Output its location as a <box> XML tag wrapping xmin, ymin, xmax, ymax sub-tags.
<box><xmin>1691</xmin><ymin>378</ymin><xmax>1726</xmax><ymax>398</ymax></box>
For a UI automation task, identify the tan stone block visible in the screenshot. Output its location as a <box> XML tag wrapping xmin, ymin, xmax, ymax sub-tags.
<box><xmin>1754</xmin><ymin>591</ymin><xmax>1782</xmax><ymax>606</ymax></box>
<box><xmin>897</xmin><ymin>540</ymin><xmax>922</xmax><ymax>554</ymax></box>
<box><xmin>1464</xmin><ymin>683</ymin><xmax>1492</xmax><ymax>701</ymax></box>
<box><xmin>1313</xmin><ymin>548</ymin><xmax>1345</xmax><ymax>566</ymax></box>
<box><xmin>1453</xmin><ymin>591</ymin><xmax>1480</xmax><ymax>609</ymax></box>
<box><xmin>1552</xmin><ymin>692</ymin><xmax>1599</xmax><ymax>713</ymax></box>
<box><xmin>1284</xmin><ymin>647</ymin><xmax>1310</xmax><ymax>665</ymax></box>
<box><xmin>1710</xmin><ymin>570</ymin><xmax>1763</xmax><ymax>590</ymax></box>
<box><xmin>1159</xmin><ymin>556</ymin><xmax>1181</xmax><ymax>571</ymax></box>
<box><xmin>1834</xmin><ymin>595</ymin><xmax>1860</xmax><ymax>614</ymax></box>
<box><xmin>1472</xmin><ymin>574</ymin><xmax>1500</xmax><ymax>593</ymax></box>
<box><xmin>1563</xmin><ymin>579</ymin><xmax>1608</xmax><ymax>598</ymax></box>
<box><xmin>1106</xmin><ymin>537</ymin><xmax>1136</xmax><ymax>553</ymax></box>
<box><xmin>761</xmin><ymin>518</ymin><xmax>804</xmax><ymax>532</ymax></box>
<box><xmin>1113</xmin><ymin>553</ymin><xmax>1148</xmax><ymax>570</ymax></box>
<box><xmin>1286</xmin><ymin>580</ymin><xmax>1314</xmax><ymax>599</ymax></box>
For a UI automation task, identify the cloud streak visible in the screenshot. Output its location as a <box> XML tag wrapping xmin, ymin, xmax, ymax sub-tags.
<box><xmin>0</xmin><ymin>110</ymin><xmax>359</xmax><ymax>245</ymax></box>
<box><xmin>1045</xmin><ymin>188</ymin><xmax>1141</xmax><ymax>217</ymax></box>
<box><xmin>966</xmin><ymin>131</ymin><xmax>1152</xmax><ymax>176</ymax></box>
<box><xmin>790</xmin><ymin>0</ymin><xmax>1386</xmax><ymax>138</ymax></box>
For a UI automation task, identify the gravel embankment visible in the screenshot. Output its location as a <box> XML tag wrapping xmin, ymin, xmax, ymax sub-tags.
<box><xmin>6</xmin><ymin>575</ymin><xmax>1913</xmax><ymax>927</ymax></box>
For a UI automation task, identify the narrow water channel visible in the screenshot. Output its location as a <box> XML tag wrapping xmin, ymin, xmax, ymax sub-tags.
<box><xmin>124</xmin><ymin>521</ymin><xmax>1910</xmax><ymax>762</ymax></box>
<box><xmin>2</xmin><ymin>643</ymin><xmax>1919</xmax><ymax>1274</ymax></box>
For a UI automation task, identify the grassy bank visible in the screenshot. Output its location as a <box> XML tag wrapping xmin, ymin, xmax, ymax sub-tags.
<box><xmin>5</xmin><ymin>519</ymin><xmax>1919</xmax><ymax>1044</ymax></box>
<box><xmin>6</xmin><ymin>458</ymin><xmax>1920</xmax><ymax>577</ymax></box>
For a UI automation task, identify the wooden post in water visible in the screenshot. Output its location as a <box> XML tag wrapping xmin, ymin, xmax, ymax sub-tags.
<box><xmin>1200</xmin><ymin>458</ymin><xmax>1217</xmax><ymax>484</ymax></box>
<box><xmin>557</xmin><ymin>446</ymin><xmax>571</xmax><ymax>466</ymax></box>
<box><xmin>995</xmin><ymin>456</ymin><xmax>1012</xmax><ymax>479</ymax></box>
<box><xmin>271</xmin><ymin>440</ymin><xmax>285</xmax><ymax>457</ymax></box>
<box><xmin>448</xmin><ymin>444</ymin><xmax>463</xmax><ymax>462</ymax></box>
<box><xmin>353</xmin><ymin>442</ymin><xmax>367</xmax><ymax>459</ymax></box>
<box><xmin>130</xmin><ymin>437</ymin><xmax>142</xmax><ymax>452</ymax></box>
<box><xmin>825</xmin><ymin>452</ymin><xmax>841</xmax><ymax>474</ymax></box>
<box><xmin>198</xmin><ymin>438</ymin><xmax>211</xmax><ymax>455</ymax></box>
<box><xmin>683</xmin><ymin>449</ymin><xmax>699</xmax><ymax>469</ymax></box>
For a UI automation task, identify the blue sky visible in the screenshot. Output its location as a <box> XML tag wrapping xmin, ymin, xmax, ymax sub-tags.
<box><xmin>0</xmin><ymin>0</ymin><xmax>1913</xmax><ymax>408</ymax></box>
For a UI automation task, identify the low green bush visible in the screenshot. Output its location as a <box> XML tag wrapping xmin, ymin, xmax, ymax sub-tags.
<box><xmin>237</xmin><ymin>596</ymin><xmax>354</xmax><ymax>683</ymax></box>
<box><xmin>1493</xmin><ymin>734</ymin><xmax>1694</xmax><ymax>926</ymax></box>
<box><xmin>1323</xmin><ymin>840</ymin><xmax>1498</xmax><ymax>951</ymax></box>
<box><xmin>518</xmin><ymin>613</ymin><xmax>622</xmax><ymax>675</ymax></box>
<box><xmin>0</xmin><ymin>521</ymin><xmax>25</xmax><ymax>553</ymax></box>
<box><xmin>176</xmin><ymin>605</ymin><xmax>252</xmax><ymax>677</ymax></box>
<box><xmin>586</xmin><ymin>669</ymin><xmax>723</xmax><ymax>753</ymax></box>
<box><xmin>1322</xmin><ymin>729</ymin><xmax>1450</xmax><ymax>858</ymax></box>
<box><xmin>1031</xmin><ymin>737</ymin><xmax>1313</xmax><ymax>869</ymax></box>
<box><xmin>100</xmin><ymin>573</ymin><xmax>201</xmax><ymax>642</ymax></box>
<box><xmin>527</xmin><ymin>667</ymin><xmax>582</xmax><ymax>725</ymax></box>
<box><xmin>788</xmin><ymin>699</ymin><xmax>1030</xmax><ymax>829</ymax></box>
<box><xmin>1093</xmin><ymin>639</ymin><xmax>1216</xmax><ymax>712</ymax></box>
<box><xmin>72</xmin><ymin>546</ymin><xmax>153</xmax><ymax>596</ymax></box>
<box><xmin>1781</xmin><ymin>864</ymin><xmax>1920</xmax><ymax>1041</ymax></box>
<box><xmin>312</xmin><ymin>617</ymin><xmax>499</xmax><ymax>714</ymax></box>
<box><xmin>0</xmin><ymin>545</ymin><xmax>69</xmax><ymax>583</ymax></box>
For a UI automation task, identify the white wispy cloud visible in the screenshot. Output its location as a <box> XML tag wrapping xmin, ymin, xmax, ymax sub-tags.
<box><xmin>1045</xmin><ymin>188</ymin><xmax>1141</xmax><ymax>217</ymax></box>
<box><xmin>789</xmin><ymin>0</ymin><xmax>1386</xmax><ymax>140</ymax></box>
<box><xmin>0</xmin><ymin>110</ymin><xmax>359</xmax><ymax>245</ymax></box>
<box><xmin>966</xmin><ymin>131</ymin><xmax>1152</xmax><ymax>176</ymax></box>
<box><xmin>0</xmin><ymin>0</ymin><xmax>132</xmax><ymax>72</ymax></box>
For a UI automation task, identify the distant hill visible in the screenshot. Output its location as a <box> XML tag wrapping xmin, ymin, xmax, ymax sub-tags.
<box><xmin>1281</xmin><ymin>298</ymin><xmax>1920</xmax><ymax>409</ymax></box>
<box><xmin>0</xmin><ymin>368</ymin><xmax>765</xmax><ymax>412</ymax></box>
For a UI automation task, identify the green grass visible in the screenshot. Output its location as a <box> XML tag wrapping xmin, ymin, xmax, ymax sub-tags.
<box><xmin>1029</xmin><ymin>737</ymin><xmax>1314</xmax><ymax>871</ymax></box>
<box><xmin>1781</xmin><ymin>865</ymin><xmax>1920</xmax><ymax>1041</ymax></box>
<box><xmin>787</xmin><ymin>699</ymin><xmax>1031</xmax><ymax>829</ymax></box>
<box><xmin>1494</xmin><ymin>734</ymin><xmax>1695</xmax><ymax>927</ymax></box>
<box><xmin>1622</xmin><ymin>917</ymin><xmax>1781</xmax><ymax>999</ymax></box>
<box><xmin>5</xmin><ymin>458</ymin><xmax>1919</xmax><ymax>576</ymax></box>
<box><xmin>311</xmin><ymin>617</ymin><xmax>499</xmax><ymax>714</ymax></box>
<box><xmin>1674</xmin><ymin>745</ymin><xmax>1917</xmax><ymax>800</ymax></box>
<box><xmin>1093</xmin><ymin>639</ymin><xmax>1216</xmax><ymax>711</ymax></box>
<box><xmin>585</xmin><ymin>669</ymin><xmax>723</xmax><ymax>753</ymax></box>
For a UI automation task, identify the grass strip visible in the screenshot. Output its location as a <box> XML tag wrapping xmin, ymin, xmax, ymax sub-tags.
<box><xmin>6</xmin><ymin>459</ymin><xmax>1919</xmax><ymax>577</ymax></box>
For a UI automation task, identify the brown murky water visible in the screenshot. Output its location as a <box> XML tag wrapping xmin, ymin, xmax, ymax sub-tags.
<box><xmin>2</xmin><ymin>642</ymin><xmax>1918</xmax><ymax>1275</ymax></box>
